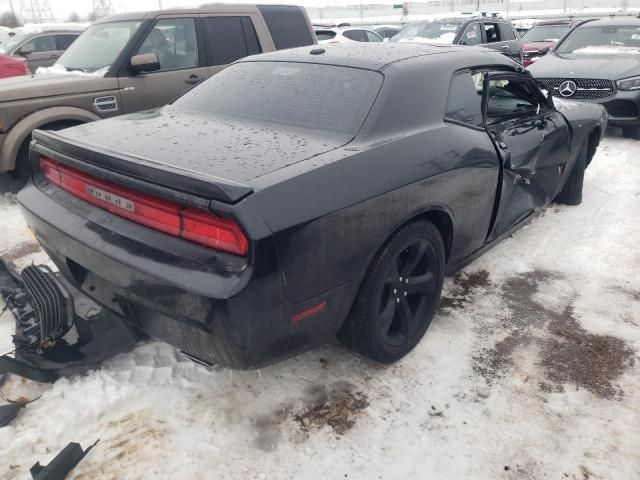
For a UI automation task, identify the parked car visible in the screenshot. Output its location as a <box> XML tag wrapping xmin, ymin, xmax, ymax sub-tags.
<box><xmin>372</xmin><ymin>25</ymin><xmax>401</xmax><ymax>40</ymax></box>
<box><xmin>18</xmin><ymin>43</ymin><xmax>606</xmax><ymax>368</ymax></box>
<box><xmin>0</xmin><ymin>26</ymin><xmax>13</xmax><ymax>47</ymax></box>
<box><xmin>0</xmin><ymin>28</ymin><xmax>82</xmax><ymax>72</ymax></box>
<box><xmin>391</xmin><ymin>14</ymin><xmax>522</xmax><ymax>62</ymax></box>
<box><xmin>521</xmin><ymin>20</ymin><xmax>579</xmax><ymax>67</ymax></box>
<box><xmin>315</xmin><ymin>26</ymin><xmax>383</xmax><ymax>44</ymax></box>
<box><xmin>0</xmin><ymin>4</ymin><xmax>316</xmax><ymax>180</ymax></box>
<box><xmin>529</xmin><ymin>18</ymin><xmax>640</xmax><ymax>139</ymax></box>
<box><xmin>0</xmin><ymin>54</ymin><xmax>30</xmax><ymax>79</ymax></box>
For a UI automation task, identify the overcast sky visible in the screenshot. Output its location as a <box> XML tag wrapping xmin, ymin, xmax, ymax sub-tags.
<box><xmin>0</xmin><ymin>0</ymin><xmax>344</xmax><ymax>20</ymax></box>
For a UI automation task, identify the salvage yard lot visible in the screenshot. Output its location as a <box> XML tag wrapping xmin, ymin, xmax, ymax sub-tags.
<box><xmin>0</xmin><ymin>131</ymin><xmax>638</xmax><ymax>479</ymax></box>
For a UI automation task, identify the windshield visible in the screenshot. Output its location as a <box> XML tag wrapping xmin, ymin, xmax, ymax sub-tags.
<box><xmin>55</xmin><ymin>21</ymin><xmax>141</xmax><ymax>73</ymax></box>
<box><xmin>391</xmin><ymin>21</ymin><xmax>461</xmax><ymax>44</ymax></box>
<box><xmin>0</xmin><ymin>33</ymin><xmax>28</xmax><ymax>54</ymax></box>
<box><xmin>175</xmin><ymin>62</ymin><xmax>383</xmax><ymax>135</ymax></box>
<box><xmin>557</xmin><ymin>25</ymin><xmax>640</xmax><ymax>54</ymax></box>
<box><xmin>522</xmin><ymin>25</ymin><xmax>570</xmax><ymax>42</ymax></box>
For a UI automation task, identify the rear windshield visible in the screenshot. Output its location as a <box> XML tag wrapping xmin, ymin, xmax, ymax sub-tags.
<box><xmin>521</xmin><ymin>24</ymin><xmax>571</xmax><ymax>42</ymax></box>
<box><xmin>174</xmin><ymin>61</ymin><xmax>383</xmax><ymax>135</ymax></box>
<box><xmin>557</xmin><ymin>25</ymin><xmax>640</xmax><ymax>54</ymax></box>
<box><xmin>391</xmin><ymin>21</ymin><xmax>461</xmax><ymax>44</ymax></box>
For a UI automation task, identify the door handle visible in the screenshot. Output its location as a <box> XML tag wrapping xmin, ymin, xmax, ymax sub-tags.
<box><xmin>185</xmin><ymin>75</ymin><xmax>202</xmax><ymax>85</ymax></box>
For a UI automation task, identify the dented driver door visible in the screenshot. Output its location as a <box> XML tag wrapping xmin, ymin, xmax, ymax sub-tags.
<box><xmin>484</xmin><ymin>73</ymin><xmax>571</xmax><ymax>242</ymax></box>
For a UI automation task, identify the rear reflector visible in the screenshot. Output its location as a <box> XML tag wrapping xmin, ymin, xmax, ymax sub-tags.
<box><xmin>40</xmin><ymin>156</ymin><xmax>248</xmax><ymax>256</ymax></box>
<box><xmin>291</xmin><ymin>301</ymin><xmax>327</xmax><ymax>323</ymax></box>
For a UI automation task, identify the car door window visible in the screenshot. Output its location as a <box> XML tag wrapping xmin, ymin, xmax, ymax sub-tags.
<box><xmin>460</xmin><ymin>23</ymin><xmax>482</xmax><ymax>46</ymax></box>
<box><xmin>445</xmin><ymin>71</ymin><xmax>484</xmax><ymax>127</ymax></box>
<box><xmin>343</xmin><ymin>30</ymin><xmax>368</xmax><ymax>42</ymax></box>
<box><xmin>365</xmin><ymin>31</ymin><xmax>382</xmax><ymax>42</ymax></box>
<box><xmin>203</xmin><ymin>16</ymin><xmax>260</xmax><ymax>66</ymax></box>
<box><xmin>136</xmin><ymin>18</ymin><xmax>198</xmax><ymax>71</ymax></box>
<box><xmin>499</xmin><ymin>23</ymin><xmax>516</xmax><ymax>41</ymax></box>
<box><xmin>486</xmin><ymin>78</ymin><xmax>540</xmax><ymax>122</ymax></box>
<box><xmin>56</xmin><ymin>34</ymin><xmax>78</xmax><ymax>50</ymax></box>
<box><xmin>21</xmin><ymin>35</ymin><xmax>57</xmax><ymax>53</ymax></box>
<box><xmin>484</xmin><ymin>23</ymin><xmax>502</xmax><ymax>43</ymax></box>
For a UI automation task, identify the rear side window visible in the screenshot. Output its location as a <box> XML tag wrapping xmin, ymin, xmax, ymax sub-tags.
<box><xmin>258</xmin><ymin>5</ymin><xmax>314</xmax><ymax>49</ymax></box>
<box><xmin>203</xmin><ymin>16</ymin><xmax>260</xmax><ymax>66</ymax></box>
<box><xmin>56</xmin><ymin>34</ymin><xmax>78</xmax><ymax>50</ymax></box>
<box><xmin>445</xmin><ymin>71</ymin><xmax>484</xmax><ymax>127</ymax></box>
<box><xmin>175</xmin><ymin>62</ymin><xmax>383</xmax><ymax>135</ymax></box>
<box><xmin>499</xmin><ymin>23</ymin><xmax>516</xmax><ymax>41</ymax></box>
<box><xmin>22</xmin><ymin>34</ymin><xmax>56</xmax><ymax>53</ymax></box>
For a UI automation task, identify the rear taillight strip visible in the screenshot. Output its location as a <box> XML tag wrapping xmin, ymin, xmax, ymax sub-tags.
<box><xmin>40</xmin><ymin>156</ymin><xmax>248</xmax><ymax>256</ymax></box>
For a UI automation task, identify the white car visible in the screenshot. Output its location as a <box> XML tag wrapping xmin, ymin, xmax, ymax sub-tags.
<box><xmin>315</xmin><ymin>27</ymin><xmax>383</xmax><ymax>44</ymax></box>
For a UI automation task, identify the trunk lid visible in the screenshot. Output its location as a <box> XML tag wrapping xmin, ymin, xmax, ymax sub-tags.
<box><xmin>34</xmin><ymin>105</ymin><xmax>350</xmax><ymax>203</ymax></box>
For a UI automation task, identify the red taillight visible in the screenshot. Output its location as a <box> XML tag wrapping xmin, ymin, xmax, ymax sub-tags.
<box><xmin>40</xmin><ymin>156</ymin><xmax>248</xmax><ymax>256</ymax></box>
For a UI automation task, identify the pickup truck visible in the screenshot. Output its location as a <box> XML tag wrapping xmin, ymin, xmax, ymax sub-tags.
<box><xmin>0</xmin><ymin>4</ymin><xmax>316</xmax><ymax>179</ymax></box>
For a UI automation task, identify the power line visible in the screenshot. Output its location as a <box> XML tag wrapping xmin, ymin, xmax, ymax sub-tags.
<box><xmin>19</xmin><ymin>0</ymin><xmax>55</xmax><ymax>23</ymax></box>
<box><xmin>92</xmin><ymin>0</ymin><xmax>114</xmax><ymax>19</ymax></box>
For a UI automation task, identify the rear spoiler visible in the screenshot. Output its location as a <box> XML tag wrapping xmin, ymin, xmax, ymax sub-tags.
<box><xmin>31</xmin><ymin>129</ymin><xmax>254</xmax><ymax>204</ymax></box>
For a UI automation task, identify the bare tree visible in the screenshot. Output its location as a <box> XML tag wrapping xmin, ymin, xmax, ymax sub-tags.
<box><xmin>68</xmin><ymin>11</ymin><xmax>81</xmax><ymax>22</ymax></box>
<box><xmin>0</xmin><ymin>11</ymin><xmax>22</xmax><ymax>28</ymax></box>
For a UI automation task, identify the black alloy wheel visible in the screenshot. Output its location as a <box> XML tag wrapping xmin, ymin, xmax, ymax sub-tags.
<box><xmin>338</xmin><ymin>220</ymin><xmax>445</xmax><ymax>363</ymax></box>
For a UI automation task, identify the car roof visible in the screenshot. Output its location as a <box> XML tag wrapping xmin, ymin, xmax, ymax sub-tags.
<box><xmin>315</xmin><ymin>26</ymin><xmax>377</xmax><ymax>33</ymax></box>
<box><xmin>94</xmin><ymin>4</ymin><xmax>265</xmax><ymax>23</ymax></box>
<box><xmin>240</xmin><ymin>42</ymin><xmax>511</xmax><ymax>71</ymax></box>
<box><xmin>577</xmin><ymin>18</ymin><xmax>640</xmax><ymax>27</ymax></box>
<box><xmin>532</xmin><ymin>20</ymin><xmax>577</xmax><ymax>26</ymax></box>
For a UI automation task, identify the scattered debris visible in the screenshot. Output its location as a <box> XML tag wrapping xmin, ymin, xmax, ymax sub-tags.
<box><xmin>0</xmin><ymin>402</ymin><xmax>25</xmax><ymax>427</ymax></box>
<box><xmin>476</xmin><ymin>386</ymin><xmax>491</xmax><ymax>399</ymax></box>
<box><xmin>30</xmin><ymin>440</ymin><xmax>99</xmax><ymax>480</ymax></box>
<box><xmin>294</xmin><ymin>390</ymin><xmax>368</xmax><ymax>435</ymax></box>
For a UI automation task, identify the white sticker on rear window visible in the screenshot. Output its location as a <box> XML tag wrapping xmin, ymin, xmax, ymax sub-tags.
<box><xmin>632</xmin><ymin>34</ymin><xmax>640</xmax><ymax>40</ymax></box>
<box><xmin>467</xmin><ymin>30</ymin><xmax>477</xmax><ymax>39</ymax></box>
<box><xmin>272</xmin><ymin>66</ymin><xmax>300</xmax><ymax>76</ymax></box>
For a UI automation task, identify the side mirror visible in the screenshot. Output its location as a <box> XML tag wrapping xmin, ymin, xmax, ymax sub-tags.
<box><xmin>130</xmin><ymin>52</ymin><xmax>160</xmax><ymax>74</ymax></box>
<box><xmin>16</xmin><ymin>48</ymin><xmax>32</xmax><ymax>56</ymax></box>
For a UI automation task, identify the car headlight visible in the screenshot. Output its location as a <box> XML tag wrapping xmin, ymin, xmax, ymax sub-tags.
<box><xmin>617</xmin><ymin>76</ymin><xmax>640</xmax><ymax>91</ymax></box>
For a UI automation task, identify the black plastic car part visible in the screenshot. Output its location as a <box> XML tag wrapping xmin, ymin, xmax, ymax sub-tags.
<box><xmin>30</xmin><ymin>440</ymin><xmax>99</xmax><ymax>480</ymax></box>
<box><xmin>0</xmin><ymin>401</ymin><xmax>25</xmax><ymax>427</ymax></box>
<box><xmin>0</xmin><ymin>257</ymin><xmax>139</xmax><ymax>382</ymax></box>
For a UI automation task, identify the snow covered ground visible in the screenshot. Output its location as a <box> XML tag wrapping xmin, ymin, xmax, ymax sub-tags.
<box><xmin>0</xmin><ymin>130</ymin><xmax>638</xmax><ymax>480</ymax></box>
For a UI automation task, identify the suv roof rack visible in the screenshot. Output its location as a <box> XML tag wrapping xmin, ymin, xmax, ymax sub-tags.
<box><xmin>459</xmin><ymin>11</ymin><xmax>502</xmax><ymax>19</ymax></box>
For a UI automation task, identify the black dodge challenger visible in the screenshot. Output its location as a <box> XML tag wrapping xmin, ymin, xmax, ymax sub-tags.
<box><xmin>17</xmin><ymin>43</ymin><xmax>606</xmax><ymax>369</ymax></box>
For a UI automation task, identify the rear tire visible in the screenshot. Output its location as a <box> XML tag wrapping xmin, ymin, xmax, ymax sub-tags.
<box><xmin>11</xmin><ymin>138</ymin><xmax>31</xmax><ymax>187</ymax></box>
<box><xmin>622</xmin><ymin>125</ymin><xmax>640</xmax><ymax>140</ymax></box>
<box><xmin>338</xmin><ymin>220</ymin><xmax>445</xmax><ymax>363</ymax></box>
<box><xmin>555</xmin><ymin>142</ymin><xmax>587</xmax><ymax>206</ymax></box>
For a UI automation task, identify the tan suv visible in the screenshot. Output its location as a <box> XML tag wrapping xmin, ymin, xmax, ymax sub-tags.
<box><xmin>0</xmin><ymin>4</ymin><xmax>316</xmax><ymax>179</ymax></box>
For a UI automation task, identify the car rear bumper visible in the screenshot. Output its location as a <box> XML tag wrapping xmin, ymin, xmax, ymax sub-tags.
<box><xmin>17</xmin><ymin>182</ymin><xmax>350</xmax><ymax>369</ymax></box>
